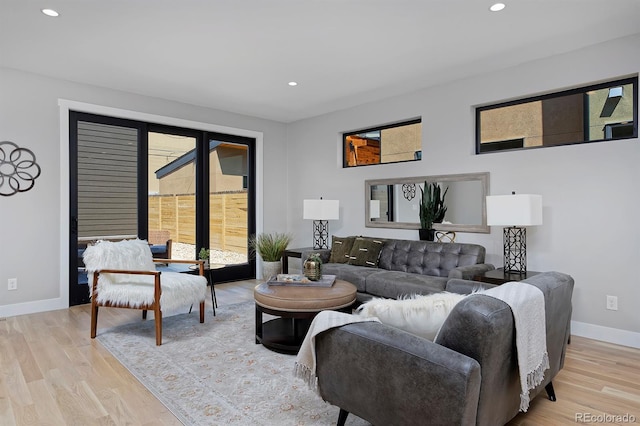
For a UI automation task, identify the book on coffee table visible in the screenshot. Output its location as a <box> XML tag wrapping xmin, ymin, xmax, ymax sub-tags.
<box><xmin>267</xmin><ymin>274</ymin><xmax>336</xmax><ymax>287</ymax></box>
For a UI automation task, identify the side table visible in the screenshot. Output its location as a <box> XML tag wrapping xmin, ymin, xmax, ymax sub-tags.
<box><xmin>254</xmin><ymin>279</ymin><xmax>357</xmax><ymax>354</ymax></box>
<box><xmin>473</xmin><ymin>268</ymin><xmax>541</xmax><ymax>285</ymax></box>
<box><xmin>282</xmin><ymin>247</ymin><xmax>315</xmax><ymax>274</ymax></box>
<box><xmin>189</xmin><ymin>263</ymin><xmax>225</xmax><ymax>315</ymax></box>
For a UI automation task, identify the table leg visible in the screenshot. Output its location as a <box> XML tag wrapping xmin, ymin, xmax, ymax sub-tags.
<box><xmin>207</xmin><ymin>269</ymin><xmax>216</xmax><ymax>316</ymax></box>
<box><xmin>211</xmin><ymin>284</ymin><xmax>216</xmax><ymax>316</ymax></box>
<box><xmin>255</xmin><ymin>304</ymin><xmax>263</xmax><ymax>344</ymax></box>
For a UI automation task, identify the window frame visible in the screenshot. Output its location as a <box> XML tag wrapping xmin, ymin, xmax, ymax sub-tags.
<box><xmin>342</xmin><ymin>118</ymin><xmax>422</xmax><ymax>168</ymax></box>
<box><xmin>69</xmin><ymin>112</ymin><xmax>257</xmax><ymax>306</ymax></box>
<box><xmin>475</xmin><ymin>76</ymin><xmax>638</xmax><ymax>154</ymax></box>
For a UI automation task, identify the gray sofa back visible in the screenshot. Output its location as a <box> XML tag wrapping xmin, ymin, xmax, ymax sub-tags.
<box><xmin>378</xmin><ymin>239</ymin><xmax>486</xmax><ymax>277</ymax></box>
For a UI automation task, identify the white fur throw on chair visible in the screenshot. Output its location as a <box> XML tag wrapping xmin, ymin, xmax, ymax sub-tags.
<box><xmin>83</xmin><ymin>239</ymin><xmax>206</xmax><ymax>312</ymax></box>
<box><xmin>355</xmin><ymin>292</ymin><xmax>467</xmax><ymax>341</ymax></box>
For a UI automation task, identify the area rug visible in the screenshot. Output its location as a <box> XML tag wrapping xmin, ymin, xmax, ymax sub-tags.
<box><xmin>96</xmin><ymin>302</ymin><xmax>369</xmax><ymax>425</ymax></box>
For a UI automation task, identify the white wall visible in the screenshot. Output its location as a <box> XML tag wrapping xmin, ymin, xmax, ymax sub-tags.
<box><xmin>0</xmin><ymin>68</ymin><xmax>287</xmax><ymax>317</ymax></box>
<box><xmin>286</xmin><ymin>34</ymin><xmax>640</xmax><ymax>348</ymax></box>
<box><xmin>2</xmin><ymin>34</ymin><xmax>639</xmax><ymax>348</ymax></box>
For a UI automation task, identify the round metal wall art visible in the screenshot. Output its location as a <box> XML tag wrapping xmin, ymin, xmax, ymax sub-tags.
<box><xmin>402</xmin><ymin>183</ymin><xmax>416</xmax><ymax>201</ymax></box>
<box><xmin>0</xmin><ymin>141</ymin><xmax>42</xmax><ymax>196</ymax></box>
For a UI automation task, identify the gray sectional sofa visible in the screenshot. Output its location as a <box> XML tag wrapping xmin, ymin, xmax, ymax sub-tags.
<box><xmin>314</xmin><ymin>271</ymin><xmax>575</xmax><ymax>426</ymax></box>
<box><xmin>303</xmin><ymin>236</ymin><xmax>495</xmax><ymax>303</ymax></box>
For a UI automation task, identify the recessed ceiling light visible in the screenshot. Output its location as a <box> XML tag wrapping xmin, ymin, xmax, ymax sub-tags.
<box><xmin>288</xmin><ymin>81</ymin><xmax>298</xmax><ymax>87</ymax></box>
<box><xmin>489</xmin><ymin>3</ymin><xmax>505</xmax><ymax>12</ymax></box>
<box><xmin>41</xmin><ymin>8</ymin><xmax>60</xmax><ymax>17</ymax></box>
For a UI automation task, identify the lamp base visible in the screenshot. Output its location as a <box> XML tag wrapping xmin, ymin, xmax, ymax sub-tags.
<box><xmin>503</xmin><ymin>226</ymin><xmax>527</xmax><ymax>274</ymax></box>
<box><xmin>312</xmin><ymin>220</ymin><xmax>330</xmax><ymax>249</ymax></box>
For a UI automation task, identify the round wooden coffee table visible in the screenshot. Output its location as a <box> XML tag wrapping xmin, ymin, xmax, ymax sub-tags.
<box><xmin>254</xmin><ymin>279</ymin><xmax>357</xmax><ymax>354</ymax></box>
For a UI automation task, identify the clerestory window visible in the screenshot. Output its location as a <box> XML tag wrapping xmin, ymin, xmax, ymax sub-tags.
<box><xmin>343</xmin><ymin>118</ymin><xmax>422</xmax><ymax>168</ymax></box>
<box><xmin>476</xmin><ymin>76</ymin><xmax>638</xmax><ymax>154</ymax></box>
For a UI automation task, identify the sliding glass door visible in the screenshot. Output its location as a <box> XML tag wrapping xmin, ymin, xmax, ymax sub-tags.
<box><xmin>204</xmin><ymin>133</ymin><xmax>256</xmax><ymax>282</ymax></box>
<box><xmin>70</xmin><ymin>112</ymin><xmax>146</xmax><ymax>305</ymax></box>
<box><xmin>148</xmin><ymin>130</ymin><xmax>198</xmax><ymax>260</ymax></box>
<box><xmin>146</xmin><ymin>127</ymin><xmax>256</xmax><ymax>281</ymax></box>
<box><xmin>70</xmin><ymin>114</ymin><xmax>256</xmax><ymax>306</ymax></box>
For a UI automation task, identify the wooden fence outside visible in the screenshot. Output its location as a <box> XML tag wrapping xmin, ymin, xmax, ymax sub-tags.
<box><xmin>148</xmin><ymin>191</ymin><xmax>248</xmax><ymax>255</ymax></box>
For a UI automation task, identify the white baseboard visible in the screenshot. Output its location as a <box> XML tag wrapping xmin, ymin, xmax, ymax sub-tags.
<box><xmin>571</xmin><ymin>320</ymin><xmax>640</xmax><ymax>349</ymax></box>
<box><xmin>0</xmin><ymin>297</ymin><xmax>67</xmax><ymax>319</ymax></box>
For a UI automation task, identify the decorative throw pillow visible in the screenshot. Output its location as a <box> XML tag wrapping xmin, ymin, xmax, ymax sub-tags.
<box><xmin>329</xmin><ymin>236</ymin><xmax>356</xmax><ymax>264</ymax></box>
<box><xmin>348</xmin><ymin>237</ymin><xmax>385</xmax><ymax>267</ymax></box>
<box><xmin>355</xmin><ymin>292</ymin><xmax>468</xmax><ymax>341</ymax></box>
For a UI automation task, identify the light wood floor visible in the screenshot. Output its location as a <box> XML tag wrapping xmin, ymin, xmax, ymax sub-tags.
<box><xmin>1</xmin><ymin>280</ymin><xmax>638</xmax><ymax>425</ymax></box>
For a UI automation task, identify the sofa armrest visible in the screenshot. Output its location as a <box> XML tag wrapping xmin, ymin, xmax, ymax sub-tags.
<box><xmin>435</xmin><ymin>294</ymin><xmax>522</xmax><ymax>426</ymax></box>
<box><xmin>448</xmin><ymin>263</ymin><xmax>495</xmax><ymax>280</ymax></box>
<box><xmin>437</xmin><ymin>272</ymin><xmax>574</xmax><ymax>426</ymax></box>
<box><xmin>521</xmin><ymin>272</ymin><xmax>575</xmax><ymax>374</ymax></box>
<box><xmin>315</xmin><ymin>322</ymin><xmax>481</xmax><ymax>426</ymax></box>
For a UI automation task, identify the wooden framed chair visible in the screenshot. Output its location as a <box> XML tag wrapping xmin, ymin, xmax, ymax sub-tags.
<box><xmin>83</xmin><ymin>238</ymin><xmax>206</xmax><ymax>345</ymax></box>
<box><xmin>148</xmin><ymin>230</ymin><xmax>173</xmax><ymax>259</ymax></box>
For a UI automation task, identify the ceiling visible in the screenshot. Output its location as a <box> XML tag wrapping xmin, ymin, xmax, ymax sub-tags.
<box><xmin>2</xmin><ymin>1</ymin><xmax>639</xmax><ymax>123</ymax></box>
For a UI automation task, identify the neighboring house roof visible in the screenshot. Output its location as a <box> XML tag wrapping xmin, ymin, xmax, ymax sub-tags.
<box><xmin>155</xmin><ymin>140</ymin><xmax>223</xmax><ymax>179</ymax></box>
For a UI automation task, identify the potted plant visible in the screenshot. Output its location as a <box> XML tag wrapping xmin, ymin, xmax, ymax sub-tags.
<box><xmin>249</xmin><ymin>232</ymin><xmax>293</xmax><ymax>279</ymax></box>
<box><xmin>198</xmin><ymin>247</ymin><xmax>210</xmax><ymax>268</ymax></box>
<box><xmin>419</xmin><ymin>181</ymin><xmax>448</xmax><ymax>241</ymax></box>
<box><xmin>303</xmin><ymin>252</ymin><xmax>323</xmax><ymax>281</ymax></box>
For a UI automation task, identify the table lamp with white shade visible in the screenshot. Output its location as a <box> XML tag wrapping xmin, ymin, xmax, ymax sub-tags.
<box><xmin>303</xmin><ymin>198</ymin><xmax>340</xmax><ymax>249</ymax></box>
<box><xmin>369</xmin><ymin>200</ymin><xmax>381</xmax><ymax>219</ymax></box>
<box><xmin>486</xmin><ymin>192</ymin><xmax>543</xmax><ymax>274</ymax></box>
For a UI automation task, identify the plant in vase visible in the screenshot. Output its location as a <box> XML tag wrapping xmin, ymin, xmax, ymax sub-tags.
<box><xmin>303</xmin><ymin>253</ymin><xmax>323</xmax><ymax>281</ymax></box>
<box><xmin>419</xmin><ymin>181</ymin><xmax>448</xmax><ymax>241</ymax></box>
<box><xmin>198</xmin><ymin>247</ymin><xmax>210</xmax><ymax>268</ymax></box>
<box><xmin>249</xmin><ymin>232</ymin><xmax>293</xmax><ymax>279</ymax></box>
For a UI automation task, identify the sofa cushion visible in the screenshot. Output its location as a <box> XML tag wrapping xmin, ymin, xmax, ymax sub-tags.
<box><xmin>378</xmin><ymin>239</ymin><xmax>486</xmax><ymax>277</ymax></box>
<box><xmin>348</xmin><ymin>237</ymin><xmax>385</xmax><ymax>267</ymax></box>
<box><xmin>321</xmin><ymin>263</ymin><xmax>382</xmax><ymax>293</ymax></box>
<box><xmin>150</xmin><ymin>244</ymin><xmax>168</xmax><ymax>255</ymax></box>
<box><xmin>365</xmin><ymin>270</ymin><xmax>448</xmax><ymax>299</ymax></box>
<box><xmin>329</xmin><ymin>236</ymin><xmax>356</xmax><ymax>264</ymax></box>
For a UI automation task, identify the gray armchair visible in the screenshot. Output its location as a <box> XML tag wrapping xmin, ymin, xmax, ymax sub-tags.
<box><xmin>314</xmin><ymin>271</ymin><xmax>574</xmax><ymax>426</ymax></box>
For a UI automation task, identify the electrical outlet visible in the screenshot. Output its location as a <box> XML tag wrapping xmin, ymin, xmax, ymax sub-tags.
<box><xmin>606</xmin><ymin>295</ymin><xmax>618</xmax><ymax>311</ymax></box>
<box><xmin>8</xmin><ymin>278</ymin><xmax>17</xmax><ymax>291</ymax></box>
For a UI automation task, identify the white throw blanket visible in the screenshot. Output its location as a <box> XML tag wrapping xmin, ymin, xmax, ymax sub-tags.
<box><xmin>484</xmin><ymin>281</ymin><xmax>549</xmax><ymax>412</ymax></box>
<box><xmin>294</xmin><ymin>310</ymin><xmax>380</xmax><ymax>394</ymax></box>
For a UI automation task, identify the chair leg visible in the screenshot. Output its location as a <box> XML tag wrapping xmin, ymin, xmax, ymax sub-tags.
<box><xmin>142</xmin><ymin>310</ymin><xmax>147</xmax><ymax>320</ymax></box>
<box><xmin>337</xmin><ymin>408</ymin><xmax>349</xmax><ymax>426</ymax></box>
<box><xmin>199</xmin><ymin>301</ymin><xmax>205</xmax><ymax>323</ymax></box>
<box><xmin>90</xmin><ymin>302</ymin><xmax>99</xmax><ymax>339</ymax></box>
<box><xmin>545</xmin><ymin>381</ymin><xmax>557</xmax><ymax>401</ymax></box>
<box><xmin>154</xmin><ymin>306</ymin><xmax>162</xmax><ymax>346</ymax></box>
